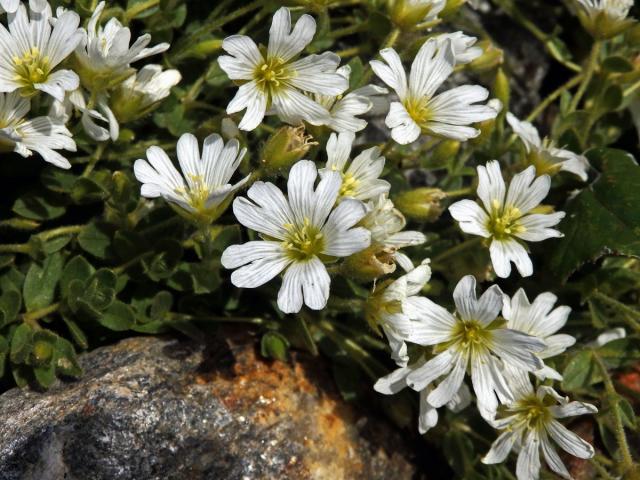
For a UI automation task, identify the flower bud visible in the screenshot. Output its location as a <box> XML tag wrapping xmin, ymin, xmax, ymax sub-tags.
<box><xmin>261</xmin><ymin>126</ymin><xmax>316</xmax><ymax>174</ymax></box>
<box><xmin>493</xmin><ymin>68</ymin><xmax>510</xmax><ymax>112</ymax></box>
<box><xmin>468</xmin><ymin>41</ymin><xmax>503</xmax><ymax>72</ymax></box>
<box><xmin>187</xmin><ymin>38</ymin><xmax>223</xmax><ymax>59</ymax></box>
<box><xmin>388</xmin><ymin>0</ymin><xmax>443</xmax><ymax>29</ymax></box>
<box><xmin>394</xmin><ymin>188</ymin><xmax>446</xmax><ymax>222</ymax></box>
<box><xmin>424</xmin><ymin>139</ymin><xmax>460</xmax><ymax>168</ymax></box>
<box><xmin>342</xmin><ymin>245</ymin><xmax>397</xmax><ymax>282</ymax></box>
<box><xmin>441</xmin><ymin>0</ymin><xmax>466</xmax><ymax>18</ymax></box>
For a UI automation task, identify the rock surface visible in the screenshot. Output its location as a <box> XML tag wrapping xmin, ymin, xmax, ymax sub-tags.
<box><xmin>0</xmin><ymin>334</ymin><xmax>419</xmax><ymax>480</ymax></box>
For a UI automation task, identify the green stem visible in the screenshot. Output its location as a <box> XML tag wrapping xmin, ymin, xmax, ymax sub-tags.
<box><xmin>113</xmin><ymin>251</ymin><xmax>154</xmax><ymax>274</ymax></box>
<box><xmin>445</xmin><ymin>187</ymin><xmax>474</xmax><ymax>198</ymax></box>
<box><xmin>569</xmin><ymin>41</ymin><xmax>601</xmax><ymax>112</ymax></box>
<box><xmin>526</xmin><ymin>73</ymin><xmax>583</xmax><ymax>122</ymax></box>
<box><xmin>593</xmin><ymin>351</ymin><xmax>636</xmax><ymax>474</ymax></box>
<box><xmin>623</xmin><ymin>78</ymin><xmax>640</xmax><ymax>97</ymax></box>
<box><xmin>0</xmin><ymin>243</ymin><xmax>32</xmax><ymax>254</ymax></box>
<box><xmin>38</xmin><ymin>225</ymin><xmax>84</xmax><ymax>242</ymax></box>
<box><xmin>169</xmin><ymin>312</ymin><xmax>264</xmax><ymax>325</ymax></box>
<box><xmin>432</xmin><ymin>237</ymin><xmax>483</xmax><ymax>265</ymax></box>
<box><xmin>23</xmin><ymin>302</ymin><xmax>60</xmax><ymax>326</ymax></box>
<box><xmin>82</xmin><ymin>142</ymin><xmax>106</xmax><ymax>177</ymax></box>
<box><xmin>590</xmin><ymin>457</ymin><xmax>617</xmax><ymax>480</ymax></box>
<box><xmin>592</xmin><ymin>291</ymin><xmax>640</xmax><ymax>333</ymax></box>
<box><xmin>317</xmin><ymin>319</ymin><xmax>386</xmax><ymax>380</ymax></box>
<box><xmin>331</xmin><ymin>23</ymin><xmax>364</xmax><ymax>39</ymax></box>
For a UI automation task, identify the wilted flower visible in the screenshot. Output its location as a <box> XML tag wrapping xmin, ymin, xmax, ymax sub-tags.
<box><xmin>0</xmin><ymin>91</ymin><xmax>75</xmax><ymax>169</ymax></box>
<box><xmin>0</xmin><ymin>2</ymin><xmax>83</xmax><ymax>101</ymax></box>
<box><xmin>449</xmin><ymin>161</ymin><xmax>565</xmax><ymax>278</ymax></box>
<box><xmin>483</xmin><ymin>382</ymin><xmax>596</xmax><ymax>480</ymax></box>
<box><xmin>111</xmin><ymin>65</ymin><xmax>182</xmax><ymax>124</ymax></box>
<box><xmin>321</xmin><ymin>132</ymin><xmax>390</xmax><ymax>202</ymax></box>
<box><xmin>402</xmin><ymin>275</ymin><xmax>546</xmax><ymax>419</ymax></box>
<box><xmin>134</xmin><ymin>133</ymin><xmax>250</xmax><ymax>224</ymax></box>
<box><xmin>222</xmin><ymin>160</ymin><xmax>371</xmax><ymax>313</ymax></box>
<box><xmin>393</xmin><ymin>187</ymin><xmax>446</xmax><ymax>222</ymax></box>
<box><xmin>218</xmin><ymin>7</ymin><xmax>348</xmax><ymax>131</ymax></box>
<box><xmin>507</xmin><ymin>113</ymin><xmax>589</xmax><ymax>181</ymax></box>
<box><xmin>261</xmin><ymin>125</ymin><xmax>316</xmax><ymax>173</ymax></box>
<box><xmin>370</xmin><ymin>38</ymin><xmax>497</xmax><ymax>145</ymax></box>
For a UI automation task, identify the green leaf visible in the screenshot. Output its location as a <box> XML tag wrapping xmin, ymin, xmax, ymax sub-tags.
<box><xmin>548</xmin><ymin>149</ymin><xmax>640</xmax><ymax>281</ymax></box>
<box><xmin>71</xmin><ymin>177</ymin><xmax>110</xmax><ymax>204</ymax></box>
<box><xmin>150</xmin><ymin>291</ymin><xmax>173</xmax><ymax>319</ymax></box>
<box><xmin>602</xmin><ymin>56</ymin><xmax>634</xmax><ymax>73</ymax></box>
<box><xmin>23</xmin><ymin>252</ymin><xmax>64</xmax><ymax>311</ymax></box>
<box><xmin>12</xmin><ymin>192</ymin><xmax>66</xmax><ymax>221</ymax></box>
<box><xmin>78</xmin><ymin>222</ymin><xmax>114</xmax><ymax>259</ymax></box>
<box><xmin>562</xmin><ymin>350</ymin><xmax>599</xmax><ymax>392</ymax></box>
<box><xmin>34</xmin><ymin>362</ymin><xmax>56</xmax><ymax>388</ymax></box>
<box><xmin>10</xmin><ymin>323</ymin><xmax>33</xmax><ymax>364</ymax></box>
<box><xmin>260</xmin><ymin>331</ymin><xmax>289</xmax><ymax>361</ymax></box>
<box><xmin>98</xmin><ymin>300</ymin><xmax>135</xmax><ymax>331</ymax></box>
<box><xmin>41</xmin><ymin>167</ymin><xmax>77</xmax><ymax>193</ymax></box>
<box><xmin>60</xmin><ymin>255</ymin><xmax>95</xmax><ymax>297</ymax></box>
<box><xmin>142</xmin><ymin>239</ymin><xmax>184</xmax><ymax>281</ymax></box>
<box><xmin>62</xmin><ymin>314</ymin><xmax>89</xmax><ymax>349</ymax></box>
<box><xmin>0</xmin><ymin>290</ymin><xmax>22</xmax><ymax>327</ymax></box>
<box><xmin>54</xmin><ymin>337</ymin><xmax>82</xmax><ymax>377</ymax></box>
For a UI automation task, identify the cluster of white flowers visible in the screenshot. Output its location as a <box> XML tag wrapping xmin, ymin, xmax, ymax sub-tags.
<box><xmin>0</xmin><ymin>0</ymin><xmax>181</xmax><ymax>168</ymax></box>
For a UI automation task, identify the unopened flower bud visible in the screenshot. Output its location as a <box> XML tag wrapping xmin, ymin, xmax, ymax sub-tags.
<box><xmin>188</xmin><ymin>38</ymin><xmax>223</xmax><ymax>59</ymax></box>
<box><xmin>261</xmin><ymin>126</ymin><xmax>316</xmax><ymax>174</ymax></box>
<box><xmin>388</xmin><ymin>0</ymin><xmax>443</xmax><ymax>30</ymax></box>
<box><xmin>342</xmin><ymin>245</ymin><xmax>397</xmax><ymax>282</ymax></box>
<box><xmin>468</xmin><ymin>41</ymin><xmax>503</xmax><ymax>72</ymax></box>
<box><xmin>493</xmin><ymin>68</ymin><xmax>510</xmax><ymax>112</ymax></box>
<box><xmin>425</xmin><ymin>139</ymin><xmax>460</xmax><ymax>168</ymax></box>
<box><xmin>394</xmin><ymin>188</ymin><xmax>446</xmax><ymax>222</ymax></box>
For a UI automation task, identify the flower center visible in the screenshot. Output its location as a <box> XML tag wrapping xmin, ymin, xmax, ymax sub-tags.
<box><xmin>404</xmin><ymin>96</ymin><xmax>433</xmax><ymax>128</ymax></box>
<box><xmin>283</xmin><ymin>218</ymin><xmax>325</xmax><ymax>261</ymax></box>
<box><xmin>254</xmin><ymin>57</ymin><xmax>292</xmax><ymax>94</ymax></box>
<box><xmin>487</xmin><ymin>200</ymin><xmax>526</xmax><ymax>240</ymax></box>
<box><xmin>175</xmin><ymin>174</ymin><xmax>211</xmax><ymax>212</ymax></box>
<box><xmin>13</xmin><ymin>47</ymin><xmax>51</xmax><ymax>94</ymax></box>
<box><xmin>339</xmin><ymin>172</ymin><xmax>359</xmax><ymax>198</ymax></box>
<box><xmin>450</xmin><ymin>319</ymin><xmax>493</xmax><ymax>354</ymax></box>
<box><xmin>511</xmin><ymin>395</ymin><xmax>552</xmax><ymax>431</ymax></box>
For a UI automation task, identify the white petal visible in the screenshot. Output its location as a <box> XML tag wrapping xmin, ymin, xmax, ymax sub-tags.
<box><xmin>230</xmin><ymin>253</ymin><xmax>291</xmax><ymax>289</ymax></box>
<box><xmin>221</xmin><ymin>241</ymin><xmax>285</xmax><ymax>269</ymax></box>
<box><xmin>482</xmin><ymin>430</ymin><xmax>519</xmax><ymax>464</ymax></box>
<box><xmin>402</xmin><ymin>296</ymin><xmax>456</xmax><ymax>345</ymax></box>
<box><xmin>287</xmin><ymin>159</ymin><xmax>317</xmax><ymax>224</ymax></box>
<box><xmin>374</xmin><ymin>365</ymin><xmax>411</xmax><ymax>394</ymax></box>
<box><xmin>448</xmin><ymin>200</ymin><xmax>491</xmax><ymax>238</ymax></box>
<box><xmin>268</xmin><ymin>7</ymin><xmax>315</xmax><ymax>62</ymax></box>
<box><xmin>227</xmin><ymin>81</ymin><xmax>267</xmax><ymax>131</ymax></box>
<box><xmin>406</xmin><ymin>349</ymin><xmax>454</xmax><ymax>391</ymax></box>
<box><xmin>386</xmin><ymin>101</ymin><xmax>420</xmax><ymax>145</ymax></box>
<box><xmin>490</xmin><ymin>329</ymin><xmax>545</xmax><ymax>371</ymax></box>
<box><xmin>370</xmin><ymin>48</ymin><xmax>407</xmax><ymax>99</ymax></box>
<box><xmin>547</xmin><ymin>420</ymin><xmax>595</xmax><ymax>459</ymax></box>
<box><xmin>516</xmin><ymin>213</ymin><xmax>565</xmax><ymax>242</ymax></box>
<box><xmin>505</xmin><ymin>166</ymin><xmax>550</xmax><ymax>214</ymax></box>
<box><xmin>325</xmin><ymin>131</ymin><xmax>354</xmax><ymax>171</ymax></box>
<box><xmin>272</xmin><ymin>87</ymin><xmax>331</xmax><ymax>126</ymax></box>
<box><xmin>300</xmin><ymin>257</ymin><xmax>331</xmax><ymax>311</ymax></box>
<box><xmin>477</xmin><ymin>160</ymin><xmax>506</xmax><ymax>212</ymax></box>
<box><xmin>506</xmin><ymin>112</ymin><xmax>542</xmax><ymax>152</ymax></box>
<box><xmin>516</xmin><ymin>431</ymin><xmax>542</xmax><ymax>480</ymax></box>
<box><xmin>540</xmin><ymin>435</ymin><xmax>571</xmax><ymax>479</ymax></box>
<box><xmin>453</xmin><ymin>275</ymin><xmax>502</xmax><ymax>325</ymax></box>
<box><xmin>409</xmin><ymin>38</ymin><xmax>455</xmax><ymax>99</ymax></box>
<box><xmin>427</xmin><ymin>351</ymin><xmax>467</xmax><ymax>408</ymax></box>
<box><xmin>549</xmin><ymin>401</ymin><xmax>597</xmax><ymax>419</ymax></box>
<box><xmin>490</xmin><ymin>238</ymin><xmax>533</xmax><ymax>278</ymax></box>
<box><xmin>418</xmin><ymin>388</ymin><xmax>439</xmax><ymax>434</ymax></box>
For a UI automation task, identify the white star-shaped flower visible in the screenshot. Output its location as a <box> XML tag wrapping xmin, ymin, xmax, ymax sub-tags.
<box><xmin>222</xmin><ymin>160</ymin><xmax>371</xmax><ymax>313</ymax></box>
<box><xmin>218</xmin><ymin>7</ymin><xmax>348</xmax><ymax>131</ymax></box>
<box><xmin>134</xmin><ymin>132</ymin><xmax>250</xmax><ymax>224</ymax></box>
<box><xmin>401</xmin><ymin>275</ymin><xmax>546</xmax><ymax>420</ymax></box>
<box><xmin>507</xmin><ymin>113</ymin><xmax>590</xmax><ymax>181</ymax></box>
<box><xmin>0</xmin><ymin>91</ymin><xmax>76</xmax><ymax>168</ymax></box>
<box><xmin>0</xmin><ymin>2</ymin><xmax>83</xmax><ymax>101</ymax></box>
<box><xmin>503</xmin><ymin>289</ymin><xmax>575</xmax><ymax>381</ymax></box>
<box><xmin>449</xmin><ymin>160</ymin><xmax>565</xmax><ymax>278</ymax></box>
<box><xmin>370</xmin><ymin>37</ymin><xmax>497</xmax><ymax>145</ymax></box>
<box><xmin>321</xmin><ymin>132</ymin><xmax>390</xmax><ymax>202</ymax></box>
<box><xmin>483</xmin><ymin>382</ymin><xmax>596</xmax><ymax>480</ymax></box>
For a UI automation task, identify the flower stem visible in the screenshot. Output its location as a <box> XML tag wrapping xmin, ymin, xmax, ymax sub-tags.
<box><xmin>82</xmin><ymin>142</ymin><xmax>106</xmax><ymax>177</ymax></box>
<box><xmin>38</xmin><ymin>225</ymin><xmax>84</xmax><ymax>242</ymax></box>
<box><xmin>592</xmin><ymin>291</ymin><xmax>640</xmax><ymax>333</ymax></box>
<box><xmin>23</xmin><ymin>302</ymin><xmax>60</xmax><ymax>327</ymax></box>
<box><xmin>569</xmin><ymin>41</ymin><xmax>601</xmax><ymax>112</ymax></box>
<box><xmin>445</xmin><ymin>187</ymin><xmax>474</xmax><ymax>198</ymax></box>
<box><xmin>593</xmin><ymin>351</ymin><xmax>636</xmax><ymax>475</ymax></box>
<box><xmin>432</xmin><ymin>237</ymin><xmax>483</xmax><ymax>266</ymax></box>
<box><xmin>169</xmin><ymin>312</ymin><xmax>264</xmax><ymax>325</ymax></box>
<box><xmin>0</xmin><ymin>243</ymin><xmax>32</xmax><ymax>254</ymax></box>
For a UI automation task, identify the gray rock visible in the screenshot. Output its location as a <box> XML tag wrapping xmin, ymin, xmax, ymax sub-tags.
<box><xmin>0</xmin><ymin>334</ymin><xmax>418</xmax><ymax>480</ymax></box>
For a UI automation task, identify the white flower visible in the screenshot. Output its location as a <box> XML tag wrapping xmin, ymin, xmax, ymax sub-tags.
<box><xmin>483</xmin><ymin>383</ymin><xmax>597</xmax><ymax>480</ymax></box>
<box><xmin>360</xmin><ymin>195</ymin><xmax>426</xmax><ymax>272</ymax></box>
<box><xmin>375</xmin><ymin>355</ymin><xmax>471</xmax><ymax>434</ymax></box>
<box><xmin>218</xmin><ymin>7</ymin><xmax>348</xmax><ymax>131</ymax></box>
<box><xmin>449</xmin><ymin>160</ymin><xmax>565</xmax><ymax>278</ymax></box>
<box><xmin>576</xmin><ymin>0</ymin><xmax>633</xmax><ymax>21</ymax></box>
<box><xmin>134</xmin><ymin>133</ymin><xmax>250</xmax><ymax>223</ymax></box>
<box><xmin>313</xmin><ymin>65</ymin><xmax>388</xmax><ymax>133</ymax></box>
<box><xmin>365</xmin><ymin>259</ymin><xmax>432</xmax><ymax>366</ymax></box>
<box><xmin>507</xmin><ymin>113</ymin><xmax>590</xmax><ymax>181</ymax></box>
<box><xmin>74</xmin><ymin>1</ymin><xmax>170</xmax><ymax>90</ymax></box>
<box><xmin>370</xmin><ymin>38</ymin><xmax>497</xmax><ymax>145</ymax></box>
<box><xmin>401</xmin><ymin>275</ymin><xmax>546</xmax><ymax>419</ymax></box>
<box><xmin>0</xmin><ymin>91</ymin><xmax>75</xmax><ymax>168</ymax></box>
<box><xmin>0</xmin><ymin>0</ymin><xmax>46</xmax><ymax>13</ymax></box>
<box><xmin>0</xmin><ymin>3</ymin><xmax>83</xmax><ymax>101</ymax></box>
<box><xmin>502</xmin><ymin>289</ymin><xmax>575</xmax><ymax>381</ymax></box>
<box><xmin>434</xmin><ymin>32</ymin><xmax>483</xmax><ymax>65</ymax></box>
<box><xmin>111</xmin><ymin>65</ymin><xmax>182</xmax><ymax>123</ymax></box>
<box><xmin>222</xmin><ymin>160</ymin><xmax>371</xmax><ymax>314</ymax></box>
<box><xmin>321</xmin><ymin>132</ymin><xmax>390</xmax><ymax>202</ymax></box>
